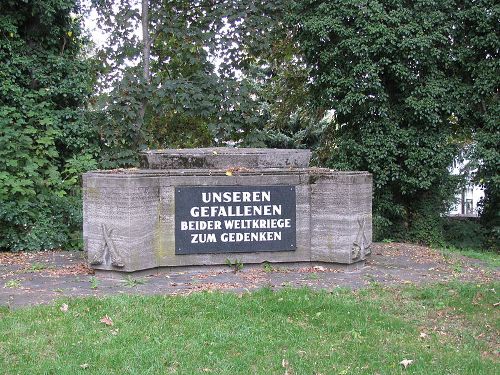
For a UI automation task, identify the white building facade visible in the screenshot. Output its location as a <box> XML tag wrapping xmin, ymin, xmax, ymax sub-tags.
<box><xmin>448</xmin><ymin>159</ymin><xmax>484</xmax><ymax>217</ymax></box>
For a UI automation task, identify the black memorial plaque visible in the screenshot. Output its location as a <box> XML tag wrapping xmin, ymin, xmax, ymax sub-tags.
<box><xmin>175</xmin><ymin>185</ymin><xmax>296</xmax><ymax>254</ymax></box>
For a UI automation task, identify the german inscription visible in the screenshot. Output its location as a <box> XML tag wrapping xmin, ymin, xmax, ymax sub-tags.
<box><xmin>175</xmin><ymin>185</ymin><xmax>296</xmax><ymax>254</ymax></box>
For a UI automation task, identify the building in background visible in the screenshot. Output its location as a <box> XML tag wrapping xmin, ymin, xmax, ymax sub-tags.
<box><xmin>448</xmin><ymin>158</ymin><xmax>484</xmax><ymax>217</ymax></box>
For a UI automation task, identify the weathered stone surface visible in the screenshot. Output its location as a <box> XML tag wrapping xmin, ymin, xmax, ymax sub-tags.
<box><xmin>83</xmin><ymin>148</ymin><xmax>372</xmax><ymax>272</ymax></box>
<box><xmin>140</xmin><ymin>147</ymin><xmax>311</xmax><ymax>170</ymax></box>
<box><xmin>310</xmin><ymin>172</ymin><xmax>372</xmax><ymax>264</ymax></box>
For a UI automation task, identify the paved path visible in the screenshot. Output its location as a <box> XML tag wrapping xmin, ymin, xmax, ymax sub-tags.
<box><xmin>1</xmin><ymin>243</ymin><xmax>497</xmax><ymax>308</ymax></box>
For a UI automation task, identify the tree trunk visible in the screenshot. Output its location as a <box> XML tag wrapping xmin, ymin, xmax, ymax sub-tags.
<box><xmin>137</xmin><ymin>0</ymin><xmax>150</xmax><ymax>132</ymax></box>
<box><xmin>142</xmin><ymin>0</ymin><xmax>150</xmax><ymax>83</ymax></box>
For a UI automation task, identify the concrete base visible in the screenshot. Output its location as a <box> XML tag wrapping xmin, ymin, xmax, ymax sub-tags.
<box><xmin>93</xmin><ymin>260</ymin><xmax>367</xmax><ymax>280</ymax></box>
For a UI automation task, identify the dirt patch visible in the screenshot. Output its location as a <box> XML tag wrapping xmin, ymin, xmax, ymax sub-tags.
<box><xmin>41</xmin><ymin>264</ymin><xmax>94</xmax><ymax>277</ymax></box>
<box><xmin>0</xmin><ymin>252</ymin><xmax>36</xmax><ymax>266</ymax></box>
<box><xmin>372</xmin><ymin>242</ymin><xmax>447</xmax><ymax>264</ymax></box>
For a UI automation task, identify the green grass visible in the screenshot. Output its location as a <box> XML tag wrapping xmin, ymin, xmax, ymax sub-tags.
<box><xmin>122</xmin><ymin>276</ymin><xmax>147</xmax><ymax>288</ymax></box>
<box><xmin>262</xmin><ymin>262</ymin><xmax>274</xmax><ymax>273</ymax></box>
<box><xmin>3</xmin><ymin>279</ymin><xmax>21</xmax><ymax>288</ymax></box>
<box><xmin>225</xmin><ymin>258</ymin><xmax>244</xmax><ymax>272</ymax></box>
<box><xmin>27</xmin><ymin>262</ymin><xmax>48</xmax><ymax>272</ymax></box>
<box><xmin>439</xmin><ymin>246</ymin><xmax>500</xmax><ymax>268</ymax></box>
<box><xmin>0</xmin><ymin>282</ymin><xmax>498</xmax><ymax>374</ymax></box>
<box><xmin>89</xmin><ymin>276</ymin><xmax>100</xmax><ymax>290</ymax></box>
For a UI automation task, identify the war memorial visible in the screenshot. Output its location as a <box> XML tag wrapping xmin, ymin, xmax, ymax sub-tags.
<box><xmin>83</xmin><ymin>148</ymin><xmax>372</xmax><ymax>272</ymax></box>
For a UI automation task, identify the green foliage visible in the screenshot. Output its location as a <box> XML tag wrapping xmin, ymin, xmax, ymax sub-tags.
<box><xmin>450</xmin><ymin>1</ymin><xmax>499</xmax><ymax>249</ymax></box>
<box><xmin>288</xmin><ymin>0</ymin><xmax>498</xmax><ymax>244</ymax></box>
<box><xmin>442</xmin><ymin>217</ymin><xmax>489</xmax><ymax>250</ymax></box>
<box><xmin>90</xmin><ymin>0</ymin><xmax>289</xmax><ymax>162</ymax></box>
<box><xmin>406</xmin><ymin>194</ymin><xmax>446</xmax><ymax>247</ymax></box>
<box><xmin>147</xmin><ymin>112</ymin><xmax>212</xmax><ymax>149</ymax></box>
<box><xmin>225</xmin><ymin>258</ymin><xmax>244</xmax><ymax>273</ymax></box>
<box><xmin>2</xmin><ymin>0</ymin><xmax>496</xmax><ymax>251</ymax></box>
<box><xmin>0</xmin><ymin>1</ymin><xmax>94</xmax><ymax>250</ymax></box>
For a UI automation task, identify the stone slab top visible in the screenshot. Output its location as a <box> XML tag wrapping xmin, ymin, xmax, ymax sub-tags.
<box><xmin>83</xmin><ymin>167</ymin><xmax>370</xmax><ymax>178</ymax></box>
<box><xmin>139</xmin><ymin>147</ymin><xmax>312</xmax><ymax>169</ymax></box>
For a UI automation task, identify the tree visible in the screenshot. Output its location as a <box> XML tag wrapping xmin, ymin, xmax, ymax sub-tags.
<box><xmin>0</xmin><ymin>0</ymin><xmax>94</xmax><ymax>250</ymax></box>
<box><xmin>90</xmin><ymin>0</ymin><xmax>289</xmax><ymax>167</ymax></box>
<box><xmin>288</xmin><ymin>0</ymin><xmax>497</xmax><ymax>244</ymax></box>
<box><xmin>454</xmin><ymin>1</ymin><xmax>499</xmax><ymax>248</ymax></box>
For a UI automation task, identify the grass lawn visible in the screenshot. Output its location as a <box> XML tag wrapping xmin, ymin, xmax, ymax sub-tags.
<box><xmin>439</xmin><ymin>246</ymin><xmax>500</xmax><ymax>268</ymax></box>
<box><xmin>1</xmin><ymin>282</ymin><xmax>498</xmax><ymax>374</ymax></box>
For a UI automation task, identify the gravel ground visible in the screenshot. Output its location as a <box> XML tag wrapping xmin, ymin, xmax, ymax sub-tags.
<box><xmin>1</xmin><ymin>243</ymin><xmax>498</xmax><ymax>308</ymax></box>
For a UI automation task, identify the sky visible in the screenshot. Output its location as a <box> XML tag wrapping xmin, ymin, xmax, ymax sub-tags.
<box><xmin>84</xmin><ymin>8</ymin><xmax>107</xmax><ymax>49</ymax></box>
<box><xmin>82</xmin><ymin>0</ymin><xmax>141</xmax><ymax>51</ymax></box>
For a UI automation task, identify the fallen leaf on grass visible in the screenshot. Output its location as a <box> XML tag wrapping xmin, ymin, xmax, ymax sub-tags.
<box><xmin>60</xmin><ymin>303</ymin><xmax>69</xmax><ymax>312</ymax></box>
<box><xmin>419</xmin><ymin>332</ymin><xmax>427</xmax><ymax>339</ymax></box>
<box><xmin>100</xmin><ymin>315</ymin><xmax>113</xmax><ymax>326</ymax></box>
<box><xmin>282</xmin><ymin>358</ymin><xmax>293</xmax><ymax>374</ymax></box>
<box><xmin>399</xmin><ymin>359</ymin><xmax>413</xmax><ymax>369</ymax></box>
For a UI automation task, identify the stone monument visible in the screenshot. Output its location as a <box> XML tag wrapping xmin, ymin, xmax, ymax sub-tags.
<box><xmin>83</xmin><ymin>148</ymin><xmax>372</xmax><ymax>272</ymax></box>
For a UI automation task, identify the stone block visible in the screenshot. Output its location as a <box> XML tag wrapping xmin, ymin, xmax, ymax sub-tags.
<box><xmin>140</xmin><ymin>147</ymin><xmax>311</xmax><ymax>170</ymax></box>
<box><xmin>310</xmin><ymin>172</ymin><xmax>372</xmax><ymax>264</ymax></box>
